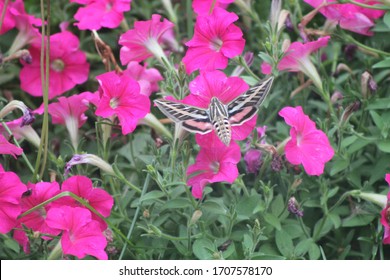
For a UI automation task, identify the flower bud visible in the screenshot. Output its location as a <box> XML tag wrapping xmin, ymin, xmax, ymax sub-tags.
<box><xmin>340</xmin><ymin>101</ymin><xmax>360</xmax><ymax>124</ymax></box>
<box><xmin>344</xmin><ymin>44</ymin><xmax>357</xmax><ymax>61</ymax></box>
<box><xmin>64</xmin><ymin>154</ymin><xmax>115</xmax><ymax>177</ymax></box>
<box><xmin>361</xmin><ymin>71</ymin><xmax>376</xmax><ymax>99</ymax></box>
<box><xmin>244</xmin><ymin>149</ymin><xmax>263</xmax><ymax>174</ymax></box>
<box><xmin>288</xmin><ymin>197</ymin><xmax>304</xmax><ymax>217</ymax></box>
<box><xmin>190</xmin><ymin>210</ymin><xmax>202</xmax><ymax>225</ymax></box>
<box><xmin>0</xmin><ymin>100</ymin><xmax>35</xmax><ymax>126</ymax></box>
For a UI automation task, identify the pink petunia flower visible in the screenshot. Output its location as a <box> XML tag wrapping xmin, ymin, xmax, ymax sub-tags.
<box><xmin>381</xmin><ymin>174</ymin><xmax>390</xmax><ymax>244</ymax></box>
<box><xmin>182</xmin><ymin>8</ymin><xmax>245</xmax><ymax>74</ymax></box>
<box><xmin>180</xmin><ymin>70</ymin><xmax>256</xmax><ymax>143</ymax></box>
<box><xmin>119</xmin><ymin>14</ymin><xmax>174</xmax><ymax>65</ymax></box>
<box><xmin>53</xmin><ymin>176</ymin><xmax>114</xmax><ymax>230</ymax></box>
<box><xmin>0</xmin><ymin>134</ymin><xmax>23</xmax><ymax>158</ymax></box>
<box><xmin>244</xmin><ymin>126</ymin><xmax>267</xmax><ymax>174</ymax></box>
<box><xmin>279</xmin><ymin>106</ymin><xmax>334</xmax><ymax>176</ymax></box>
<box><xmin>95</xmin><ymin>71</ymin><xmax>151</xmax><ymax>135</ymax></box>
<box><xmin>47</xmin><ymin>92</ymin><xmax>94</xmax><ymax>149</ymax></box>
<box><xmin>14</xmin><ymin>181</ymin><xmax>62</xmax><ymax>252</ymax></box>
<box><xmin>20</xmin><ymin>31</ymin><xmax>90</xmax><ymax>99</ymax></box>
<box><xmin>187</xmin><ymin>133</ymin><xmax>241</xmax><ymax>198</ymax></box>
<box><xmin>0</xmin><ymin>117</ymin><xmax>41</xmax><ymax>148</ymax></box>
<box><xmin>262</xmin><ymin>36</ymin><xmax>330</xmax><ymax>91</ymax></box>
<box><xmin>1</xmin><ymin>0</ymin><xmax>41</xmax><ymax>53</ymax></box>
<box><xmin>0</xmin><ymin>165</ymin><xmax>27</xmax><ymax>234</ymax></box>
<box><xmin>73</xmin><ymin>0</ymin><xmax>131</xmax><ymax>30</ymax></box>
<box><xmin>304</xmin><ymin>0</ymin><xmax>385</xmax><ymax>36</ymax></box>
<box><xmin>46</xmin><ymin>206</ymin><xmax>108</xmax><ymax>260</ymax></box>
<box><xmin>192</xmin><ymin>0</ymin><xmax>235</xmax><ymax>16</ymax></box>
<box><xmin>123</xmin><ymin>62</ymin><xmax>163</xmax><ymax>96</ymax></box>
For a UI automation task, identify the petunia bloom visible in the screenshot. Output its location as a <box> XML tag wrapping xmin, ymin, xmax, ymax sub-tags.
<box><xmin>53</xmin><ymin>176</ymin><xmax>114</xmax><ymax>230</ymax></box>
<box><xmin>73</xmin><ymin>0</ymin><xmax>131</xmax><ymax>30</ymax></box>
<box><xmin>123</xmin><ymin>62</ymin><xmax>163</xmax><ymax>96</ymax></box>
<box><xmin>20</xmin><ymin>31</ymin><xmax>90</xmax><ymax>99</ymax></box>
<box><xmin>14</xmin><ymin>181</ymin><xmax>62</xmax><ymax>252</ymax></box>
<box><xmin>303</xmin><ymin>0</ymin><xmax>385</xmax><ymax>36</ymax></box>
<box><xmin>46</xmin><ymin>206</ymin><xmax>108</xmax><ymax>260</ymax></box>
<box><xmin>119</xmin><ymin>14</ymin><xmax>174</xmax><ymax>65</ymax></box>
<box><xmin>192</xmin><ymin>0</ymin><xmax>235</xmax><ymax>16</ymax></box>
<box><xmin>48</xmin><ymin>92</ymin><xmax>94</xmax><ymax>150</ymax></box>
<box><xmin>0</xmin><ymin>117</ymin><xmax>41</xmax><ymax>149</ymax></box>
<box><xmin>182</xmin><ymin>8</ymin><xmax>245</xmax><ymax>73</ymax></box>
<box><xmin>381</xmin><ymin>174</ymin><xmax>390</xmax><ymax>244</ymax></box>
<box><xmin>187</xmin><ymin>133</ymin><xmax>241</xmax><ymax>198</ymax></box>
<box><xmin>0</xmin><ymin>165</ymin><xmax>27</xmax><ymax>234</ymax></box>
<box><xmin>0</xmin><ymin>134</ymin><xmax>23</xmax><ymax>158</ymax></box>
<box><xmin>279</xmin><ymin>106</ymin><xmax>334</xmax><ymax>176</ymax></box>
<box><xmin>95</xmin><ymin>71</ymin><xmax>151</xmax><ymax>135</ymax></box>
<box><xmin>262</xmin><ymin>36</ymin><xmax>330</xmax><ymax>91</ymax></box>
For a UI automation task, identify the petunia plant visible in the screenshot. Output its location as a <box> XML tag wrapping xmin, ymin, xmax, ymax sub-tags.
<box><xmin>0</xmin><ymin>0</ymin><xmax>389</xmax><ymax>261</ymax></box>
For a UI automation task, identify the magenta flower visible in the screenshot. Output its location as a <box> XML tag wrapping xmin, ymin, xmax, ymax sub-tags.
<box><xmin>187</xmin><ymin>133</ymin><xmax>241</xmax><ymax>198</ymax></box>
<box><xmin>53</xmin><ymin>176</ymin><xmax>114</xmax><ymax>230</ymax></box>
<box><xmin>95</xmin><ymin>71</ymin><xmax>150</xmax><ymax>135</ymax></box>
<box><xmin>123</xmin><ymin>62</ymin><xmax>163</xmax><ymax>96</ymax></box>
<box><xmin>192</xmin><ymin>0</ymin><xmax>235</xmax><ymax>16</ymax></box>
<box><xmin>279</xmin><ymin>106</ymin><xmax>334</xmax><ymax>176</ymax></box>
<box><xmin>73</xmin><ymin>0</ymin><xmax>131</xmax><ymax>30</ymax></box>
<box><xmin>304</xmin><ymin>0</ymin><xmax>385</xmax><ymax>36</ymax></box>
<box><xmin>48</xmin><ymin>92</ymin><xmax>94</xmax><ymax>149</ymax></box>
<box><xmin>244</xmin><ymin>126</ymin><xmax>268</xmax><ymax>174</ymax></box>
<box><xmin>0</xmin><ymin>165</ymin><xmax>27</xmax><ymax>234</ymax></box>
<box><xmin>2</xmin><ymin>0</ymin><xmax>41</xmax><ymax>53</ymax></box>
<box><xmin>119</xmin><ymin>14</ymin><xmax>174</xmax><ymax>65</ymax></box>
<box><xmin>20</xmin><ymin>31</ymin><xmax>90</xmax><ymax>99</ymax></box>
<box><xmin>14</xmin><ymin>182</ymin><xmax>62</xmax><ymax>252</ymax></box>
<box><xmin>381</xmin><ymin>174</ymin><xmax>390</xmax><ymax>244</ymax></box>
<box><xmin>46</xmin><ymin>206</ymin><xmax>108</xmax><ymax>260</ymax></box>
<box><xmin>0</xmin><ymin>117</ymin><xmax>41</xmax><ymax>148</ymax></box>
<box><xmin>183</xmin><ymin>8</ymin><xmax>245</xmax><ymax>74</ymax></box>
<box><xmin>262</xmin><ymin>36</ymin><xmax>330</xmax><ymax>91</ymax></box>
<box><xmin>0</xmin><ymin>134</ymin><xmax>23</xmax><ymax>158</ymax></box>
<box><xmin>180</xmin><ymin>70</ymin><xmax>256</xmax><ymax>143</ymax></box>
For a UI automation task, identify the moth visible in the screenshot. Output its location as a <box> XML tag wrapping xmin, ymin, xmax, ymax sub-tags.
<box><xmin>154</xmin><ymin>76</ymin><xmax>274</xmax><ymax>146</ymax></box>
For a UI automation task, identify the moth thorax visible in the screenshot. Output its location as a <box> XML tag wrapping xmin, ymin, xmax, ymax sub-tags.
<box><xmin>213</xmin><ymin>116</ymin><xmax>231</xmax><ymax>146</ymax></box>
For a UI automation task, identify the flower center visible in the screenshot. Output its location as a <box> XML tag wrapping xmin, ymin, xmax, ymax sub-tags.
<box><xmin>110</xmin><ymin>97</ymin><xmax>119</xmax><ymax>109</ymax></box>
<box><xmin>50</xmin><ymin>59</ymin><xmax>65</xmax><ymax>72</ymax></box>
<box><xmin>210</xmin><ymin>37</ymin><xmax>223</xmax><ymax>52</ymax></box>
<box><xmin>210</xmin><ymin>161</ymin><xmax>220</xmax><ymax>174</ymax></box>
<box><xmin>296</xmin><ymin>131</ymin><xmax>303</xmax><ymax>146</ymax></box>
<box><xmin>106</xmin><ymin>1</ymin><xmax>113</xmax><ymax>11</ymax></box>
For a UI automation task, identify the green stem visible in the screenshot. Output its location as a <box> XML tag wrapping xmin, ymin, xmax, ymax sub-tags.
<box><xmin>0</xmin><ymin>0</ymin><xmax>9</xmax><ymax>34</ymax></box>
<box><xmin>1</xmin><ymin>121</ymin><xmax>36</xmax><ymax>176</ymax></box>
<box><xmin>345</xmin><ymin>35</ymin><xmax>390</xmax><ymax>57</ymax></box>
<box><xmin>186</xmin><ymin>0</ymin><xmax>193</xmax><ymax>38</ymax></box>
<box><xmin>340</xmin><ymin>0</ymin><xmax>390</xmax><ymax>10</ymax></box>
<box><xmin>233</xmin><ymin>57</ymin><xmax>260</xmax><ymax>81</ymax></box>
<box><xmin>119</xmin><ymin>173</ymin><xmax>150</xmax><ymax>259</ymax></box>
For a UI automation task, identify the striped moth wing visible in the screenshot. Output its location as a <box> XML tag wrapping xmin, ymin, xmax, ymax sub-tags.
<box><xmin>154</xmin><ymin>99</ymin><xmax>213</xmax><ymax>134</ymax></box>
<box><xmin>227</xmin><ymin>76</ymin><xmax>274</xmax><ymax>126</ymax></box>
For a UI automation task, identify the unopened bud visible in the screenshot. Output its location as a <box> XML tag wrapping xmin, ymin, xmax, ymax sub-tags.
<box><xmin>284</xmin><ymin>14</ymin><xmax>294</xmax><ymax>31</ymax></box>
<box><xmin>344</xmin><ymin>44</ymin><xmax>357</xmax><ymax>61</ymax></box>
<box><xmin>331</xmin><ymin>91</ymin><xmax>343</xmax><ymax>104</ymax></box>
<box><xmin>281</xmin><ymin>39</ymin><xmax>291</xmax><ymax>53</ymax></box>
<box><xmin>20</xmin><ymin>50</ymin><xmax>32</xmax><ymax>64</ymax></box>
<box><xmin>244</xmin><ymin>52</ymin><xmax>254</xmax><ymax>67</ymax></box>
<box><xmin>277</xmin><ymin>10</ymin><xmax>290</xmax><ymax>32</ymax></box>
<box><xmin>288</xmin><ymin>197</ymin><xmax>304</xmax><ymax>217</ymax></box>
<box><xmin>340</xmin><ymin>101</ymin><xmax>360</xmax><ymax>124</ymax></box>
<box><xmin>64</xmin><ymin>154</ymin><xmax>115</xmax><ymax>177</ymax></box>
<box><xmin>361</xmin><ymin>71</ymin><xmax>376</xmax><ymax>99</ymax></box>
<box><xmin>271</xmin><ymin>154</ymin><xmax>283</xmax><ymax>172</ymax></box>
<box><xmin>143</xmin><ymin>209</ymin><xmax>150</xmax><ymax>219</ymax></box>
<box><xmin>190</xmin><ymin>210</ymin><xmax>202</xmax><ymax>225</ymax></box>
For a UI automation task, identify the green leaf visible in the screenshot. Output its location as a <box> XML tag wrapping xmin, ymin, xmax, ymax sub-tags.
<box><xmin>4</xmin><ymin>238</ymin><xmax>20</xmax><ymax>253</ymax></box>
<box><xmin>383</xmin><ymin>11</ymin><xmax>390</xmax><ymax>27</ymax></box>
<box><xmin>263</xmin><ymin>213</ymin><xmax>282</xmax><ymax>231</ymax></box>
<box><xmin>294</xmin><ymin>238</ymin><xmax>314</xmax><ymax>257</ymax></box>
<box><xmin>236</xmin><ymin>195</ymin><xmax>260</xmax><ymax>220</ymax></box>
<box><xmin>328</xmin><ymin>213</ymin><xmax>341</xmax><ymax>229</ymax></box>
<box><xmin>192</xmin><ymin>238</ymin><xmax>216</xmax><ymax>260</ymax></box>
<box><xmin>275</xmin><ymin>230</ymin><xmax>294</xmax><ymax>257</ymax></box>
<box><xmin>201</xmin><ymin>201</ymin><xmax>227</xmax><ymax>215</ymax></box>
<box><xmin>161</xmin><ymin>198</ymin><xmax>192</xmax><ymax>210</ymax></box>
<box><xmin>373</xmin><ymin>57</ymin><xmax>390</xmax><ymax>69</ymax></box>
<box><xmin>369</xmin><ymin>111</ymin><xmax>384</xmax><ymax>130</ymax></box>
<box><xmin>308</xmin><ymin>243</ymin><xmax>321</xmax><ymax>260</ymax></box>
<box><xmin>139</xmin><ymin>190</ymin><xmax>165</xmax><ymax>203</ymax></box>
<box><xmin>341</xmin><ymin>135</ymin><xmax>358</xmax><ymax>148</ymax></box>
<box><xmin>271</xmin><ymin>194</ymin><xmax>285</xmax><ymax>217</ymax></box>
<box><xmin>367</xmin><ymin>98</ymin><xmax>390</xmax><ymax>110</ymax></box>
<box><xmin>330</xmin><ymin>157</ymin><xmax>349</xmax><ymax>176</ymax></box>
<box><xmin>377</xmin><ymin>141</ymin><xmax>390</xmax><ymax>153</ymax></box>
<box><xmin>342</xmin><ymin>214</ymin><xmax>376</xmax><ymax>227</ymax></box>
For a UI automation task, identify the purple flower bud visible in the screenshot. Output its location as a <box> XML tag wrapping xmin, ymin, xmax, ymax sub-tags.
<box><xmin>244</xmin><ymin>149</ymin><xmax>263</xmax><ymax>174</ymax></box>
<box><xmin>20</xmin><ymin>50</ymin><xmax>32</xmax><ymax>64</ymax></box>
<box><xmin>244</xmin><ymin>52</ymin><xmax>254</xmax><ymax>67</ymax></box>
<box><xmin>288</xmin><ymin>197</ymin><xmax>304</xmax><ymax>217</ymax></box>
<box><xmin>285</xmin><ymin>14</ymin><xmax>294</xmax><ymax>31</ymax></box>
<box><xmin>344</xmin><ymin>44</ymin><xmax>357</xmax><ymax>61</ymax></box>
<box><xmin>271</xmin><ymin>154</ymin><xmax>283</xmax><ymax>172</ymax></box>
<box><xmin>21</xmin><ymin>109</ymin><xmax>35</xmax><ymax>126</ymax></box>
